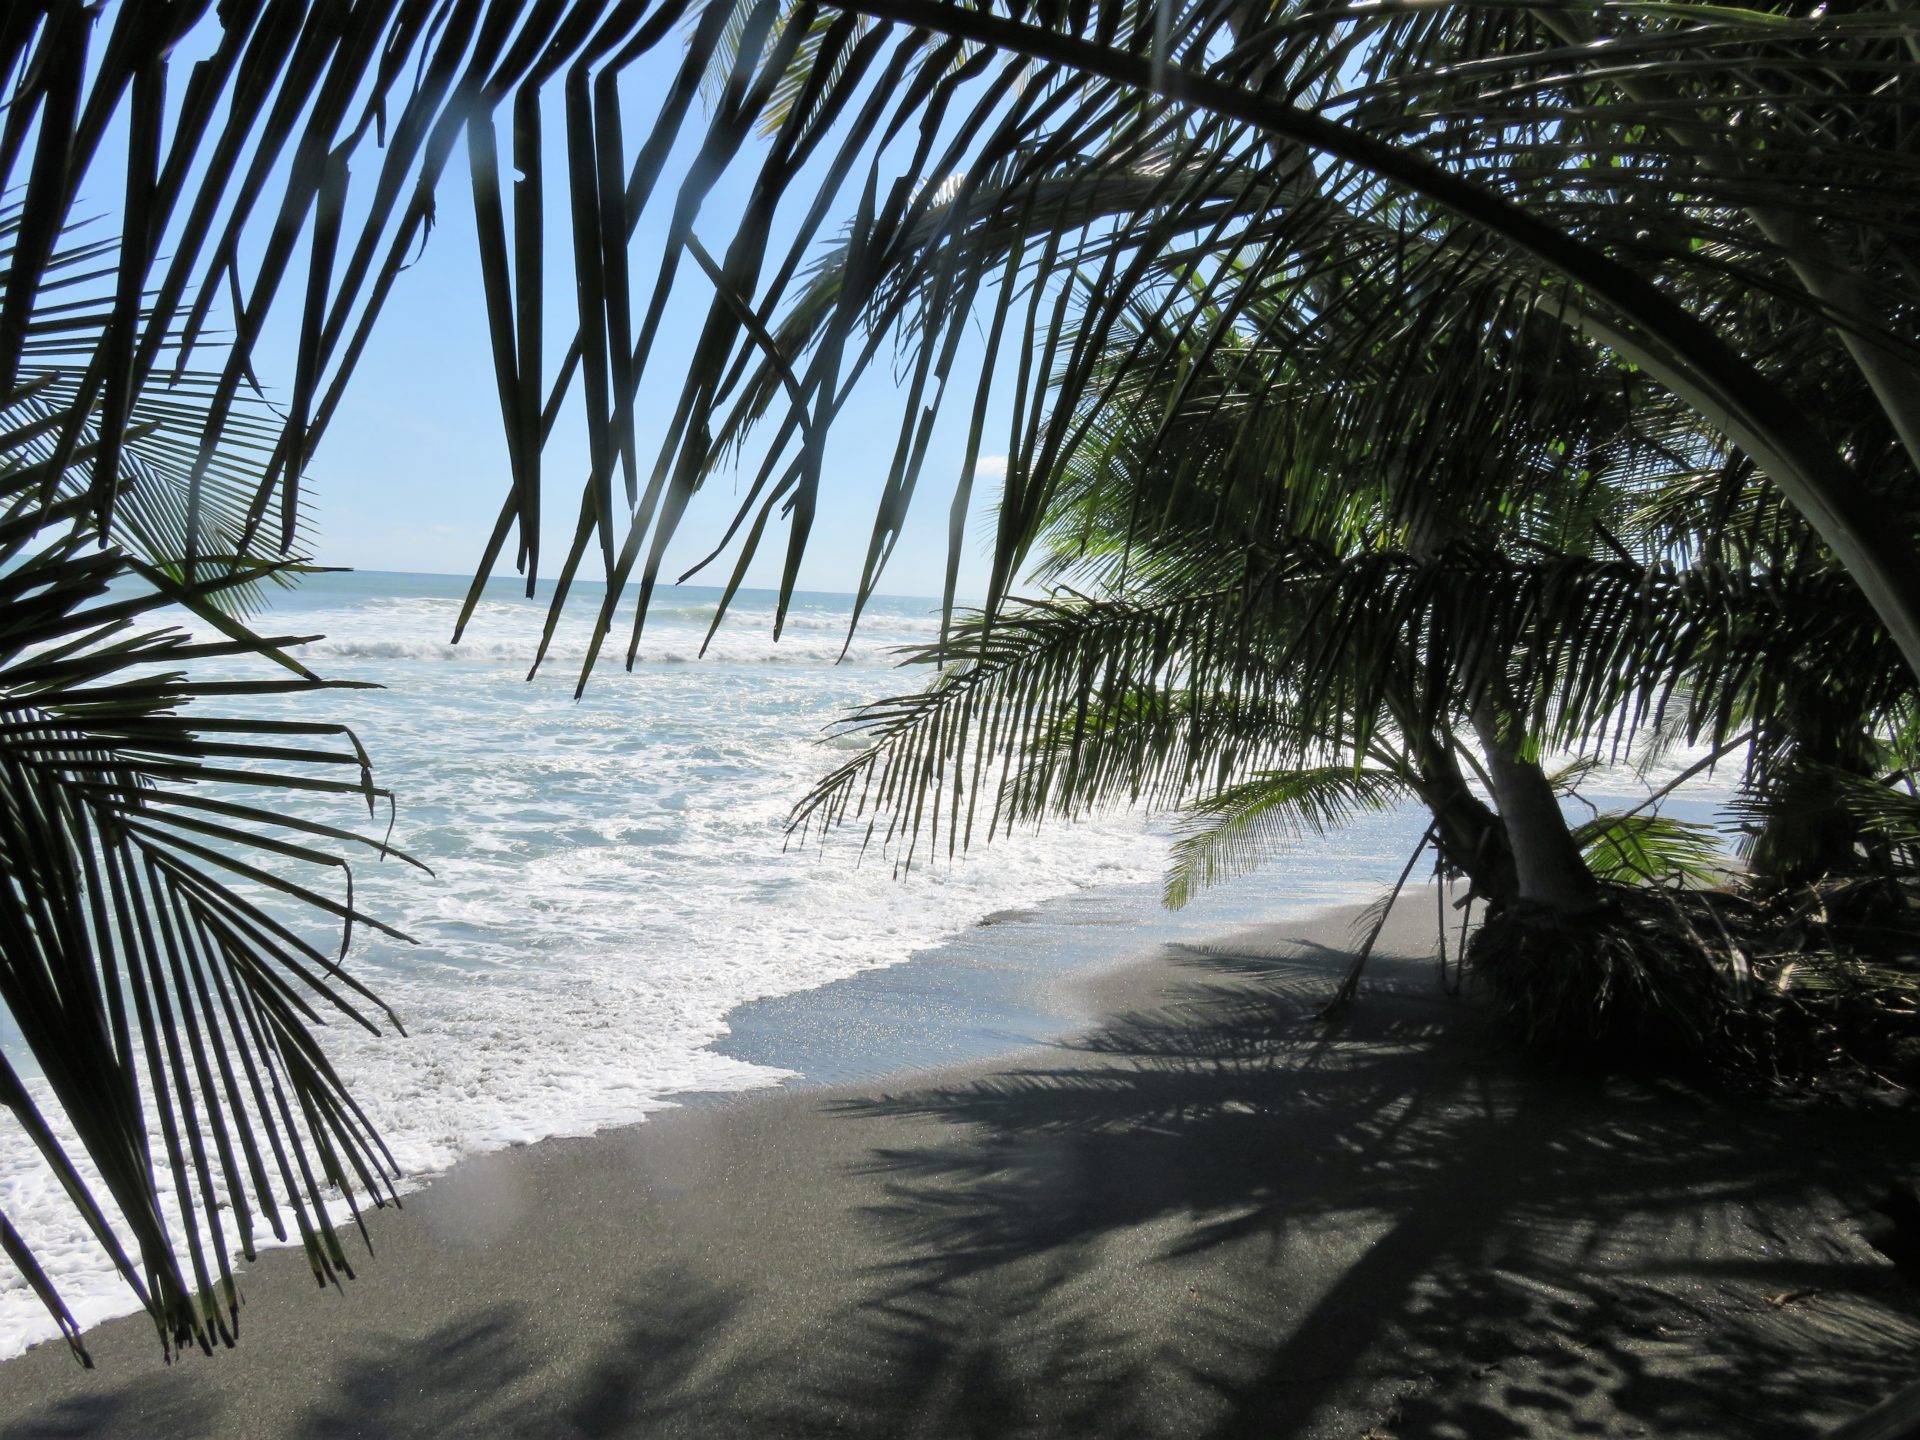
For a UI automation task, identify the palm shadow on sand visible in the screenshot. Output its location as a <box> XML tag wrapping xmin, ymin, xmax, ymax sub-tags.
<box><xmin>775</xmin><ymin>944</ymin><xmax>1919</xmax><ymax>1439</ymax></box>
<box><xmin>3</xmin><ymin>939</ymin><xmax>1914</xmax><ymax>1439</ymax></box>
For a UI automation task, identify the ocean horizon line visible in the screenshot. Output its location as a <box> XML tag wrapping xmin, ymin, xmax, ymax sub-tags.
<box><xmin>296</xmin><ymin>565</ymin><xmax>969</xmax><ymax>610</ymax></box>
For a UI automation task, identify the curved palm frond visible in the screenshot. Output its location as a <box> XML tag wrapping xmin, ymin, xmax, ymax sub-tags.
<box><xmin>663</xmin><ymin>0</ymin><xmax>1920</xmax><ymax>667</ymax></box>
<box><xmin>787</xmin><ymin>580</ymin><xmax>1341</xmax><ymax>865</ymax></box>
<box><xmin>1162</xmin><ymin>765</ymin><xmax>1412</xmax><ymax>910</ymax></box>
<box><xmin>1571</xmin><ymin>813</ymin><xmax>1725</xmax><ymax>889</ymax></box>
<box><xmin>5</xmin><ymin>1</ymin><xmax>1914</xmax><ymax>679</ymax></box>
<box><xmin>0</xmin><ymin>519</ymin><xmax>424</xmax><ymax>1363</ymax></box>
<box><xmin>794</xmin><ymin>539</ymin><xmax>1911</xmax><ymax>871</ymax></box>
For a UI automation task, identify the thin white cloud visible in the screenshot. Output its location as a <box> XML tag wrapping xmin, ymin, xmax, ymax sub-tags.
<box><xmin>973</xmin><ymin>453</ymin><xmax>1008</xmax><ymax>480</ymax></box>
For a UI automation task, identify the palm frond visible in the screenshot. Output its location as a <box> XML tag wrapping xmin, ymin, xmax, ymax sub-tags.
<box><xmin>1</xmin><ymin>213</ymin><xmax>417</xmax><ymax>1358</ymax></box>
<box><xmin>786</xmin><ymin>582</ymin><xmax>1334</xmax><ymax>870</ymax></box>
<box><xmin>0</xmin><ymin>533</ymin><xmax>423</xmax><ymax>1362</ymax></box>
<box><xmin>1571</xmin><ymin>813</ymin><xmax>1725</xmax><ymax>889</ymax></box>
<box><xmin>7</xmin><ymin>0</ymin><xmax>1916</xmax><ymax>678</ymax></box>
<box><xmin>1163</xmin><ymin>765</ymin><xmax>1411</xmax><ymax>910</ymax></box>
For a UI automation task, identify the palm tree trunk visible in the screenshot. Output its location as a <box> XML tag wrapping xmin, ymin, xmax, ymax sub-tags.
<box><xmin>1420</xmin><ymin>765</ymin><xmax>1517</xmax><ymax>907</ymax></box>
<box><xmin>1469</xmin><ymin>702</ymin><xmax>1601</xmax><ymax>914</ymax></box>
<box><xmin>1394</xmin><ymin>710</ymin><xmax>1519</xmax><ymax>909</ymax></box>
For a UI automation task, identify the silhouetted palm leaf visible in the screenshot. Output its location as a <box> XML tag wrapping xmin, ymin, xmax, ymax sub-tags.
<box><xmin>1</xmin><ymin>204</ymin><xmax>422</xmax><ymax>1361</ymax></box>
<box><xmin>0</xmin><ymin>533</ymin><xmax>420</xmax><ymax>1363</ymax></box>
<box><xmin>6</xmin><ymin>2</ymin><xmax>1914</xmax><ymax>675</ymax></box>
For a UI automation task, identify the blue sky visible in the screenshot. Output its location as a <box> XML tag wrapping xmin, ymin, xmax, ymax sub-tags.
<box><xmin>123</xmin><ymin>11</ymin><xmax>1024</xmax><ymax>602</ymax></box>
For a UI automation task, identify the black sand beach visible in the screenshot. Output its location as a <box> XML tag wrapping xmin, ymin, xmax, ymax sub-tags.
<box><xmin>1</xmin><ymin>900</ymin><xmax>1915</xmax><ymax>1438</ymax></box>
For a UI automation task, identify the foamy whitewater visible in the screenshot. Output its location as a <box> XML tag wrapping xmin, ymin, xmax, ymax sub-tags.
<box><xmin>0</xmin><ymin>570</ymin><xmax>1737</xmax><ymax>1357</ymax></box>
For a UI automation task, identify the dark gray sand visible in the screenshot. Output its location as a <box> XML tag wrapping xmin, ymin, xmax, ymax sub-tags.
<box><xmin>2</xmin><ymin>901</ymin><xmax>1916</xmax><ymax>1438</ymax></box>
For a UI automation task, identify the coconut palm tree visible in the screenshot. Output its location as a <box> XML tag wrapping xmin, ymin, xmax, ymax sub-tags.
<box><xmin>784</xmin><ymin>225</ymin><xmax>1913</xmax><ymax>1026</ymax></box>
<box><xmin>711</xmin><ymin>0</ymin><xmax>1915</xmax><ymax>1038</ymax></box>
<box><xmin>775</xmin><ymin>233</ymin><xmax>1874</xmax><ymax>945</ymax></box>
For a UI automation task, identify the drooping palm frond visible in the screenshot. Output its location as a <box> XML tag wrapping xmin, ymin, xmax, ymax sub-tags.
<box><xmin>658</xmin><ymin>0</ymin><xmax>1920</xmax><ymax>668</ymax></box>
<box><xmin>0</xmin><ymin>364</ymin><xmax>316</xmax><ymax>618</ymax></box>
<box><xmin>1729</xmin><ymin>759</ymin><xmax>1920</xmax><ymax>888</ymax></box>
<box><xmin>1162</xmin><ymin>765</ymin><xmax>1411</xmax><ymax>909</ymax></box>
<box><xmin>782</xmin><ymin>275</ymin><xmax>1672</xmax><ymax>858</ymax></box>
<box><xmin>793</xmin><ymin>534</ymin><xmax>1910</xmax><ymax>881</ymax></box>
<box><xmin>0</xmin><ymin>521</ymin><xmax>425</xmax><ymax>1363</ymax></box>
<box><xmin>1315</xmin><ymin>552</ymin><xmax>1909</xmax><ymax>764</ymax></box>
<box><xmin>787</xmin><ymin>578</ymin><xmax>1345</xmax><ymax>870</ymax></box>
<box><xmin>0</xmin><ymin>210</ymin><xmax>311</xmax><ymax>600</ymax></box>
<box><xmin>1</xmin><ymin>212</ymin><xmax>422</xmax><ymax>1359</ymax></box>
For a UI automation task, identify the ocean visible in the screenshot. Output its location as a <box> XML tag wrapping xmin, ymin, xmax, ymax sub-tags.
<box><xmin>0</xmin><ymin>569</ymin><xmax>1731</xmax><ymax>1356</ymax></box>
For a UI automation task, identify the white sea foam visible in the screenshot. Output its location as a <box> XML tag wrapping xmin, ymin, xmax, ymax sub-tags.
<box><xmin>0</xmin><ymin>576</ymin><xmax>1175</xmax><ymax>1357</ymax></box>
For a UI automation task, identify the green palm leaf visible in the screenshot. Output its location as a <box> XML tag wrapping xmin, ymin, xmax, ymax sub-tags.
<box><xmin>1163</xmin><ymin>766</ymin><xmax>1412</xmax><ymax>909</ymax></box>
<box><xmin>1570</xmin><ymin>813</ymin><xmax>1725</xmax><ymax>888</ymax></box>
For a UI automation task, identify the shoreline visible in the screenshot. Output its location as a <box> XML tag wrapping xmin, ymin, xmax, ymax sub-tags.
<box><xmin>0</xmin><ymin>836</ymin><xmax>1398</xmax><ymax>1362</ymax></box>
<box><xmin>692</xmin><ymin>871</ymin><xmax>1384</xmax><ymax>1097</ymax></box>
<box><xmin>2</xmin><ymin>898</ymin><xmax>1915</xmax><ymax>1437</ymax></box>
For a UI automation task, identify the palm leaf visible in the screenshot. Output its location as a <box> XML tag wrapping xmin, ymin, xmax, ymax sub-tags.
<box><xmin>10</xmin><ymin>1</ymin><xmax>1916</xmax><ymax>681</ymax></box>
<box><xmin>0</xmin><ymin>534</ymin><xmax>424</xmax><ymax>1363</ymax></box>
<box><xmin>1163</xmin><ymin>765</ymin><xmax>1411</xmax><ymax>909</ymax></box>
<box><xmin>0</xmin><ymin>213</ymin><xmax>420</xmax><ymax>1359</ymax></box>
<box><xmin>1571</xmin><ymin>813</ymin><xmax>1725</xmax><ymax>888</ymax></box>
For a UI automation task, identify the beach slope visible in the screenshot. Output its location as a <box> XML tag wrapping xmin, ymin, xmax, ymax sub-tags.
<box><xmin>1</xmin><ymin>902</ymin><xmax>1914</xmax><ymax>1438</ymax></box>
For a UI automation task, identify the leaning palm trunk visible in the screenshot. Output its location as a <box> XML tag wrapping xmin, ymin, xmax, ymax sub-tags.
<box><xmin>1393</xmin><ymin>715</ymin><xmax>1517</xmax><ymax>910</ymax></box>
<box><xmin>1417</xmin><ymin>767</ymin><xmax>1516</xmax><ymax>905</ymax></box>
<box><xmin>1468</xmin><ymin>702</ymin><xmax>1600</xmax><ymax>915</ymax></box>
<box><xmin>1461</xmin><ymin>700</ymin><xmax>1726</xmax><ymax>1053</ymax></box>
<box><xmin>1453</xmin><ymin>697</ymin><xmax>1694</xmax><ymax>1055</ymax></box>
<box><xmin>1397</xmin><ymin>498</ymin><xmax>1591</xmax><ymax>917</ymax></box>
